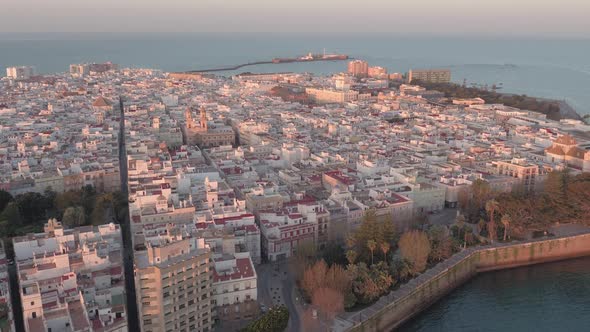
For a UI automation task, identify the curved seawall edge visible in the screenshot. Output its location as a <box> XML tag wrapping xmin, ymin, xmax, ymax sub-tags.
<box><xmin>340</xmin><ymin>232</ymin><xmax>590</xmax><ymax>332</ymax></box>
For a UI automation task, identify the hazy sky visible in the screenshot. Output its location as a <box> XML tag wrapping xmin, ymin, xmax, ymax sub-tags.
<box><xmin>2</xmin><ymin>0</ymin><xmax>589</xmax><ymax>37</ymax></box>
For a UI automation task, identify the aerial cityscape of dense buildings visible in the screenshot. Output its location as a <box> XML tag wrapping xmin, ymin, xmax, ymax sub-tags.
<box><xmin>14</xmin><ymin>219</ymin><xmax>126</xmax><ymax>332</ymax></box>
<box><xmin>6</xmin><ymin>67</ymin><xmax>37</xmax><ymax>81</ymax></box>
<box><xmin>1</xmin><ymin>56</ymin><xmax>590</xmax><ymax>332</ymax></box>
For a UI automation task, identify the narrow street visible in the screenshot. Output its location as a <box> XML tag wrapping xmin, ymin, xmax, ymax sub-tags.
<box><xmin>7</xmin><ymin>263</ymin><xmax>24</xmax><ymax>331</ymax></box>
<box><xmin>118</xmin><ymin>97</ymin><xmax>140</xmax><ymax>331</ymax></box>
<box><xmin>257</xmin><ymin>262</ymin><xmax>305</xmax><ymax>332</ymax></box>
<box><xmin>282</xmin><ymin>276</ymin><xmax>302</xmax><ymax>332</ymax></box>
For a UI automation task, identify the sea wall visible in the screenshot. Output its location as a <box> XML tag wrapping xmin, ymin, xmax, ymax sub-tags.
<box><xmin>340</xmin><ymin>231</ymin><xmax>590</xmax><ymax>332</ymax></box>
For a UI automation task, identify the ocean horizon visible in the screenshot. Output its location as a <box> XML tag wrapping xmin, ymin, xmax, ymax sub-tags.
<box><xmin>2</xmin><ymin>32</ymin><xmax>589</xmax><ymax>115</ymax></box>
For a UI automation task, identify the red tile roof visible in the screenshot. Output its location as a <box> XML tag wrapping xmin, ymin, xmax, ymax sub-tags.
<box><xmin>92</xmin><ymin>96</ymin><xmax>112</xmax><ymax>107</ymax></box>
<box><xmin>213</xmin><ymin>257</ymin><xmax>255</xmax><ymax>282</ymax></box>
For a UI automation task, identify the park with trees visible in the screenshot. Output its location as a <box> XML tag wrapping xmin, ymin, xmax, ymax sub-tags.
<box><xmin>296</xmin><ymin>209</ymin><xmax>462</xmax><ymax>322</ymax></box>
<box><xmin>0</xmin><ymin>185</ymin><xmax>129</xmax><ymax>241</ymax></box>
<box><xmin>294</xmin><ymin>168</ymin><xmax>590</xmax><ymax>326</ymax></box>
<box><xmin>457</xmin><ymin>169</ymin><xmax>590</xmax><ymax>243</ymax></box>
<box><xmin>411</xmin><ymin>80</ymin><xmax>563</xmax><ymax>120</ymax></box>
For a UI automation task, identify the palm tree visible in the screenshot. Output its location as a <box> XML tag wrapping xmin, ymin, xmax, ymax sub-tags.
<box><xmin>455</xmin><ymin>214</ymin><xmax>466</xmax><ymax>240</ymax></box>
<box><xmin>346</xmin><ymin>250</ymin><xmax>357</xmax><ymax>266</ymax></box>
<box><xmin>477</xmin><ymin>218</ymin><xmax>486</xmax><ymax>236</ymax></box>
<box><xmin>485</xmin><ymin>199</ymin><xmax>499</xmax><ymax>224</ymax></box>
<box><xmin>485</xmin><ymin>199</ymin><xmax>500</xmax><ymax>243</ymax></box>
<box><xmin>380</xmin><ymin>242</ymin><xmax>390</xmax><ymax>262</ymax></box>
<box><xmin>367</xmin><ymin>240</ymin><xmax>377</xmax><ymax>266</ymax></box>
<box><xmin>501</xmin><ymin>214</ymin><xmax>511</xmax><ymax>241</ymax></box>
<box><xmin>346</xmin><ymin>236</ymin><xmax>356</xmax><ymax>250</ymax></box>
<box><xmin>456</xmin><ymin>213</ymin><xmax>465</xmax><ymax>229</ymax></box>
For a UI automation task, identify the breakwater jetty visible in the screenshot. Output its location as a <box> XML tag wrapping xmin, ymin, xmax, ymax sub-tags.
<box><xmin>187</xmin><ymin>61</ymin><xmax>273</xmax><ymax>73</ymax></box>
<box><xmin>185</xmin><ymin>53</ymin><xmax>349</xmax><ymax>73</ymax></box>
<box><xmin>333</xmin><ymin>227</ymin><xmax>590</xmax><ymax>332</ymax></box>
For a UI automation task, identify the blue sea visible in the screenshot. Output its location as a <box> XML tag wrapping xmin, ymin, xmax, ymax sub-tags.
<box><xmin>400</xmin><ymin>257</ymin><xmax>590</xmax><ymax>332</ymax></box>
<box><xmin>1</xmin><ymin>33</ymin><xmax>589</xmax><ymax>115</ymax></box>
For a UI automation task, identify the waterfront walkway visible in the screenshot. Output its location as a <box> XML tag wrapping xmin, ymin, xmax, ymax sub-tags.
<box><xmin>333</xmin><ymin>223</ymin><xmax>590</xmax><ymax>332</ymax></box>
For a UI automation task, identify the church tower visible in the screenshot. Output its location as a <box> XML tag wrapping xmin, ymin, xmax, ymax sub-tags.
<box><xmin>185</xmin><ymin>108</ymin><xmax>193</xmax><ymax>129</ymax></box>
<box><xmin>200</xmin><ymin>106</ymin><xmax>208</xmax><ymax>130</ymax></box>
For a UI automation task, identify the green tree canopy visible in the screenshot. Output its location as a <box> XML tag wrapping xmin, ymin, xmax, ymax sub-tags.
<box><xmin>241</xmin><ymin>306</ymin><xmax>289</xmax><ymax>332</ymax></box>
<box><xmin>0</xmin><ymin>190</ymin><xmax>13</xmax><ymax>212</ymax></box>
<box><xmin>14</xmin><ymin>192</ymin><xmax>51</xmax><ymax>225</ymax></box>
<box><xmin>350</xmin><ymin>210</ymin><xmax>397</xmax><ymax>264</ymax></box>
<box><xmin>62</xmin><ymin>206</ymin><xmax>86</xmax><ymax>228</ymax></box>
<box><xmin>428</xmin><ymin>225</ymin><xmax>453</xmax><ymax>262</ymax></box>
<box><xmin>398</xmin><ymin>230</ymin><xmax>431</xmax><ymax>275</ymax></box>
<box><xmin>0</xmin><ymin>202</ymin><xmax>23</xmax><ymax>237</ymax></box>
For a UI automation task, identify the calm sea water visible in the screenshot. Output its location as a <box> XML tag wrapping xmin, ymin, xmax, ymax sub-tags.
<box><xmin>399</xmin><ymin>257</ymin><xmax>590</xmax><ymax>332</ymax></box>
<box><xmin>1</xmin><ymin>33</ymin><xmax>589</xmax><ymax>115</ymax></box>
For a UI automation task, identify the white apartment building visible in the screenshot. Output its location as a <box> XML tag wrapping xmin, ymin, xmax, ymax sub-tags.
<box><xmin>259</xmin><ymin>195</ymin><xmax>329</xmax><ymax>261</ymax></box>
<box><xmin>211</xmin><ymin>252</ymin><xmax>258</xmax><ymax>323</ymax></box>
<box><xmin>6</xmin><ymin>66</ymin><xmax>36</xmax><ymax>79</ymax></box>
<box><xmin>306</xmin><ymin>88</ymin><xmax>359</xmax><ymax>104</ymax></box>
<box><xmin>14</xmin><ymin>220</ymin><xmax>127</xmax><ymax>332</ymax></box>
<box><xmin>134</xmin><ymin>229</ymin><xmax>213</xmax><ymax>332</ymax></box>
